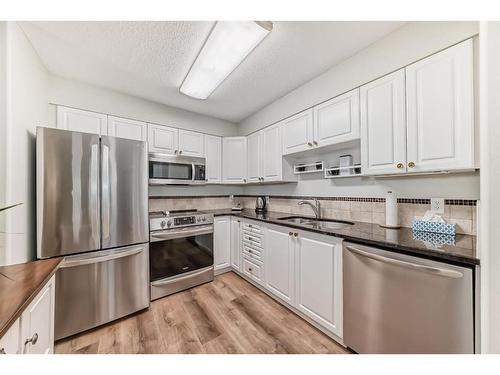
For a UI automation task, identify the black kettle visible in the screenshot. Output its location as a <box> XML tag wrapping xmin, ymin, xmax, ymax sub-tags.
<box><xmin>255</xmin><ymin>196</ymin><xmax>267</xmax><ymax>213</ymax></box>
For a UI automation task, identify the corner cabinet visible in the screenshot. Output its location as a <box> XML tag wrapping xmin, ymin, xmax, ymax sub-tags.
<box><xmin>360</xmin><ymin>69</ymin><xmax>407</xmax><ymax>175</ymax></box>
<box><xmin>405</xmin><ymin>39</ymin><xmax>475</xmax><ymax>173</ymax></box>
<box><xmin>107</xmin><ymin>116</ymin><xmax>147</xmax><ymax>141</ymax></box>
<box><xmin>295</xmin><ymin>231</ymin><xmax>343</xmax><ymax>338</ymax></box>
<box><xmin>214</xmin><ymin>217</ymin><xmax>231</xmax><ymax>272</ymax></box>
<box><xmin>56</xmin><ymin>106</ymin><xmax>108</xmax><ymax>135</ymax></box>
<box><xmin>222</xmin><ymin>137</ymin><xmax>247</xmax><ymax>184</ymax></box>
<box><xmin>204</xmin><ymin>135</ymin><xmax>222</xmax><ymax>183</ymax></box>
<box><xmin>0</xmin><ymin>275</ymin><xmax>56</xmax><ymax>354</ymax></box>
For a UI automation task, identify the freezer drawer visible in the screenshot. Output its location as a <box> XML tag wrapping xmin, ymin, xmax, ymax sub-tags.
<box><xmin>343</xmin><ymin>242</ymin><xmax>474</xmax><ymax>354</ymax></box>
<box><xmin>54</xmin><ymin>244</ymin><xmax>149</xmax><ymax>340</ymax></box>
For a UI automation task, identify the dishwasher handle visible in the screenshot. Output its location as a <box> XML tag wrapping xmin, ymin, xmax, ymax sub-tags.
<box><xmin>345</xmin><ymin>245</ymin><xmax>463</xmax><ymax>279</ymax></box>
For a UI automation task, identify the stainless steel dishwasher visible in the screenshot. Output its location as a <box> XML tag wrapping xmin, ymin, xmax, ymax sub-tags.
<box><xmin>343</xmin><ymin>242</ymin><xmax>474</xmax><ymax>354</ymax></box>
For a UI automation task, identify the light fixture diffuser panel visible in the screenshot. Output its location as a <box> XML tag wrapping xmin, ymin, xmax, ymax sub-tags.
<box><xmin>180</xmin><ymin>21</ymin><xmax>272</xmax><ymax>100</ymax></box>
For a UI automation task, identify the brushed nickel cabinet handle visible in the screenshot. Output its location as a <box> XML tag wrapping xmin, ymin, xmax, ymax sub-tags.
<box><xmin>174</xmin><ymin>150</ymin><xmax>178</xmax><ymax>154</ymax></box>
<box><xmin>0</xmin><ymin>348</ymin><xmax>6</xmax><ymax>354</ymax></box>
<box><xmin>179</xmin><ymin>150</ymin><xmax>183</xmax><ymax>155</ymax></box>
<box><xmin>289</xmin><ymin>232</ymin><xmax>293</xmax><ymax>236</ymax></box>
<box><xmin>294</xmin><ymin>232</ymin><xmax>298</xmax><ymax>237</ymax></box>
<box><xmin>313</xmin><ymin>140</ymin><xmax>318</xmax><ymax>146</ymax></box>
<box><xmin>396</xmin><ymin>163</ymin><xmax>404</xmax><ymax>169</ymax></box>
<box><xmin>408</xmin><ymin>161</ymin><xmax>415</xmax><ymax>168</ymax></box>
<box><xmin>307</xmin><ymin>142</ymin><xmax>313</xmax><ymax>147</ymax></box>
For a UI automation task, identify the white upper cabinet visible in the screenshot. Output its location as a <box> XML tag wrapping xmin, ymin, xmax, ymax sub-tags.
<box><xmin>107</xmin><ymin>116</ymin><xmax>147</xmax><ymax>141</ymax></box>
<box><xmin>204</xmin><ymin>135</ymin><xmax>222</xmax><ymax>183</ymax></box>
<box><xmin>265</xmin><ymin>226</ymin><xmax>295</xmax><ymax>305</ymax></box>
<box><xmin>222</xmin><ymin>137</ymin><xmax>247</xmax><ymax>184</ymax></box>
<box><xmin>360</xmin><ymin>69</ymin><xmax>407</xmax><ymax>175</ymax></box>
<box><xmin>282</xmin><ymin>109</ymin><xmax>314</xmax><ymax>155</ymax></box>
<box><xmin>57</xmin><ymin>106</ymin><xmax>108</xmax><ymax>135</ymax></box>
<box><xmin>178</xmin><ymin>129</ymin><xmax>205</xmax><ymax>157</ymax></box>
<box><xmin>406</xmin><ymin>39</ymin><xmax>474</xmax><ymax>173</ymax></box>
<box><xmin>313</xmin><ymin>88</ymin><xmax>360</xmax><ymax>148</ymax></box>
<box><xmin>214</xmin><ymin>217</ymin><xmax>231</xmax><ymax>271</ymax></box>
<box><xmin>262</xmin><ymin>124</ymin><xmax>284</xmax><ymax>182</ymax></box>
<box><xmin>295</xmin><ymin>232</ymin><xmax>343</xmax><ymax>338</ymax></box>
<box><xmin>147</xmin><ymin>124</ymin><xmax>179</xmax><ymax>154</ymax></box>
<box><xmin>247</xmin><ymin>131</ymin><xmax>263</xmax><ymax>183</ymax></box>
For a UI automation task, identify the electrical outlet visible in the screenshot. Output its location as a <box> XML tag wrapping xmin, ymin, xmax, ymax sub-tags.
<box><xmin>431</xmin><ymin>198</ymin><xmax>444</xmax><ymax>214</ymax></box>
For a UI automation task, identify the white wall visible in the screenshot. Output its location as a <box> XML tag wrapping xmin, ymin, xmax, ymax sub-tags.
<box><xmin>479</xmin><ymin>21</ymin><xmax>500</xmax><ymax>354</ymax></box>
<box><xmin>239</xmin><ymin>21</ymin><xmax>480</xmax><ymax>200</ymax></box>
<box><xmin>47</xmin><ymin>75</ymin><xmax>238</xmax><ymax>137</ymax></box>
<box><xmin>2</xmin><ymin>22</ymin><xmax>49</xmax><ymax>265</ymax></box>
<box><xmin>0</xmin><ymin>22</ymin><xmax>7</xmax><ymax>265</ymax></box>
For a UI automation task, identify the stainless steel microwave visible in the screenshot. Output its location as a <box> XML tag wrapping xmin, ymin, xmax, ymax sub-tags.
<box><xmin>149</xmin><ymin>153</ymin><xmax>206</xmax><ymax>185</ymax></box>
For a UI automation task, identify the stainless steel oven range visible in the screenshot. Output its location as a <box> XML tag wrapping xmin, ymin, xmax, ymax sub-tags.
<box><xmin>149</xmin><ymin>210</ymin><xmax>214</xmax><ymax>300</ymax></box>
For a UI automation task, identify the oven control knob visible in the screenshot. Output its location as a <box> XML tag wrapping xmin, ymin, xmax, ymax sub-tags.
<box><xmin>160</xmin><ymin>220</ymin><xmax>166</xmax><ymax>228</ymax></box>
<box><xmin>167</xmin><ymin>220</ymin><xmax>173</xmax><ymax>228</ymax></box>
<box><xmin>197</xmin><ymin>217</ymin><xmax>201</xmax><ymax>222</ymax></box>
<box><xmin>202</xmin><ymin>217</ymin><xmax>206</xmax><ymax>222</ymax></box>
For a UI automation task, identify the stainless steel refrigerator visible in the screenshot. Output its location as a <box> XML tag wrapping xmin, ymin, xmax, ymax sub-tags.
<box><xmin>36</xmin><ymin>127</ymin><xmax>149</xmax><ymax>340</ymax></box>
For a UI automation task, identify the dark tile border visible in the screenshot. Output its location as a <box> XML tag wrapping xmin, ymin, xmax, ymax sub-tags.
<box><xmin>149</xmin><ymin>195</ymin><xmax>477</xmax><ymax>206</ymax></box>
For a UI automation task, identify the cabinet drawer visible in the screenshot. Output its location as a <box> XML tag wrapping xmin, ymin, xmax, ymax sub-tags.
<box><xmin>242</xmin><ymin>244</ymin><xmax>262</xmax><ymax>261</ymax></box>
<box><xmin>241</xmin><ymin>233</ymin><xmax>263</xmax><ymax>247</ymax></box>
<box><xmin>242</xmin><ymin>258</ymin><xmax>263</xmax><ymax>284</ymax></box>
<box><xmin>242</xmin><ymin>222</ymin><xmax>262</xmax><ymax>234</ymax></box>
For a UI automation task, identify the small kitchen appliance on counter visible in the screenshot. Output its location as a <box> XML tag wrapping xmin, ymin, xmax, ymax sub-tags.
<box><xmin>255</xmin><ymin>196</ymin><xmax>267</xmax><ymax>213</ymax></box>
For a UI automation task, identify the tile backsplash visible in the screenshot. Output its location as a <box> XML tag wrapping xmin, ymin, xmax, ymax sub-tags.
<box><xmin>149</xmin><ymin>195</ymin><xmax>477</xmax><ymax>235</ymax></box>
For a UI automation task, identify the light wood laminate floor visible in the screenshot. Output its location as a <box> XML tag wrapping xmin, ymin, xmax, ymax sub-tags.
<box><xmin>55</xmin><ymin>272</ymin><xmax>349</xmax><ymax>354</ymax></box>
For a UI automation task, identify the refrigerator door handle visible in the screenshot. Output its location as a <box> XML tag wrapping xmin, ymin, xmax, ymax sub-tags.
<box><xmin>191</xmin><ymin>163</ymin><xmax>195</xmax><ymax>183</ymax></box>
<box><xmin>345</xmin><ymin>245</ymin><xmax>463</xmax><ymax>278</ymax></box>
<box><xmin>60</xmin><ymin>245</ymin><xmax>144</xmax><ymax>268</ymax></box>
<box><xmin>101</xmin><ymin>143</ymin><xmax>110</xmax><ymax>242</ymax></box>
<box><xmin>90</xmin><ymin>143</ymin><xmax>100</xmax><ymax>247</ymax></box>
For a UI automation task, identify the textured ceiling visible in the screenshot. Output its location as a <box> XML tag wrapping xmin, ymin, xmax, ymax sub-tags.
<box><xmin>20</xmin><ymin>21</ymin><xmax>405</xmax><ymax>122</ymax></box>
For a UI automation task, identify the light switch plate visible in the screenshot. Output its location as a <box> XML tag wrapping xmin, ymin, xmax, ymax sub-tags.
<box><xmin>431</xmin><ymin>198</ymin><xmax>445</xmax><ymax>214</ymax></box>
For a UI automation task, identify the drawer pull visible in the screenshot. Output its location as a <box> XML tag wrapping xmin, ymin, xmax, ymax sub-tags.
<box><xmin>24</xmin><ymin>333</ymin><xmax>38</xmax><ymax>346</ymax></box>
<box><xmin>294</xmin><ymin>232</ymin><xmax>298</xmax><ymax>237</ymax></box>
<box><xmin>248</xmin><ymin>267</ymin><xmax>253</xmax><ymax>272</ymax></box>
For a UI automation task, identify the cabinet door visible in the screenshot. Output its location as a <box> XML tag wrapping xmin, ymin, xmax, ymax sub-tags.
<box><xmin>406</xmin><ymin>39</ymin><xmax>474</xmax><ymax>172</ymax></box>
<box><xmin>247</xmin><ymin>131</ymin><xmax>263</xmax><ymax>183</ymax></box>
<box><xmin>147</xmin><ymin>124</ymin><xmax>179</xmax><ymax>154</ymax></box>
<box><xmin>222</xmin><ymin>137</ymin><xmax>247</xmax><ymax>183</ymax></box>
<box><xmin>313</xmin><ymin>88</ymin><xmax>360</xmax><ymax>148</ymax></box>
<box><xmin>204</xmin><ymin>135</ymin><xmax>222</xmax><ymax>183</ymax></box>
<box><xmin>107</xmin><ymin>116</ymin><xmax>147</xmax><ymax>141</ymax></box>
<box><xmin>231</xmin><ymin>218</ymin><xmax>241</xmax><ymax>271</ymax></box>
<box><xmin>360</xmin><ymin>70</ymin><xmax>407</xmax><ymax>175</ymax></box>
<box><xmin>57</xmin><ymin>106</ymin><xmax>107</xmax><ymax>135</ymax></box>
<box><xmin>178</xmin><ymin>129</ymin><xmax>205</xmax><ymax>157</ymax></box>
<box><xmin>265</xmin><ymin>227</ymin><xmax>295</xmax><ymax>305</ymax></box>
<box><xmin>295</xmin><ymin>234</ymin><xmax>343</xmax><ymax>338</ymax></box>
<box><xmin>0</xmin><ymin>318</ymin><xmax>20</xmax><ymax>354</ymax></box>
<box><xmin>282</xmin><ymin>109</ymin><xmax>314</xmax><ymax>155</ymax></box>
<box><xmin>262</xmin><ymin>124</ymin><xmax>283</xmax><ymax>182</ymax></box>
<box><xmin>214</xmin><ymin>217</ymin><xmax>231</xmax><ymax>271</ymax></box>
<box><xmin>21</xmin><ymin>275</ymin><xmax>55</xmax><ymax>354</ymax></box>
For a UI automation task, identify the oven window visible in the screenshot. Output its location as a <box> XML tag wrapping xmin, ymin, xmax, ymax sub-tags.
<box><xmin>149</xmin><ymin>161</ymin><xmax>192</xmax><ymax>180</ymax></box>
<box><xmin>150</xmin><ymin>233</ymin><xmax>213</xmax><ymax>281</ymax></box>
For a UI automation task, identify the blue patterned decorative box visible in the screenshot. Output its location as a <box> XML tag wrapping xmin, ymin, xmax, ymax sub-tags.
<box><xmin>413</xmin><ymin>230</ymin><xmax>456</xmax><ymax>247</ymax></box>
<box><xmin>412</xmin><ymin>219</ymin><xmax>456</xmax><ymax>235</ymax></box>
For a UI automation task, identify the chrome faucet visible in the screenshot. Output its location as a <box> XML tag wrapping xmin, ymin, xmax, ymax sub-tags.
<box><xmin>297</xmin><ymin>199</ymin><xmax>321</xmax><ymax>219</ymax></box>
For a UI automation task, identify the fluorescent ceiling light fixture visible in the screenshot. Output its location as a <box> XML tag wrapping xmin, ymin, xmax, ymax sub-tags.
<box><xmin>180</xmin><ymin>21</ymin><xmax>273</xmax><ymax>100</ymax></box>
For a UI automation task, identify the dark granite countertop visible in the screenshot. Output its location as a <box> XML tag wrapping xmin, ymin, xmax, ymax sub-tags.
<box><xmin>0</xmin><ymin>258</ymin><xmax>62</xmax><ymax>338</ymax></box>
<box><xmin>204</xmin><ymin>209</ymin><xmax>479</xmax><ymax>267</ymax></box>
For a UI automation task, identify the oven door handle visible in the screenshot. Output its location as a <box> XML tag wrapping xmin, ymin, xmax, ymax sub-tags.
<box><xmin>150</xmin><ymin>225</ymin><xmax>213</xmax><ymax>241</ymax></box>
<box><xmin>151</xmin><ymin>266</ymin><xmax>213</xmax><ymax>287</ymax></box>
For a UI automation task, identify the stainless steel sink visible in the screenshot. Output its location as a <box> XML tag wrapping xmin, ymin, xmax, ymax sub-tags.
<box><xmin>276</xmin><ymin>216</ymin><xmax>354</xmax><ymax>230</ymax></box>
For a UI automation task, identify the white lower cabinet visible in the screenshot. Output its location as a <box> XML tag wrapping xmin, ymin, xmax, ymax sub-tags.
<box><xmin>214</xmin><ymin>217</ymin><xmax>231</xmax><ymax>272</ymax></box>
<box><xmin>0</xmin><ymin>275</ymin><xmax>56</xmax><ymax>354</ymax></box>
<box><xmin>264</xmin><ymin>226</ymin><xmax>295</xmax><ymax>305</ymax></box>
<box><xmin>230</xmin><ymin>219</ymin><xmax>343</xmax><ymax>340</ymax></box>
<box><xmin>230</xmin><ymin>218</ymin><xmax>241</xmax><ymax>271</ymax></box>
<box><xmin>295</xmin><ymin>232</ymin><xmax>343</xmax><ymax>338</ymax></box>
